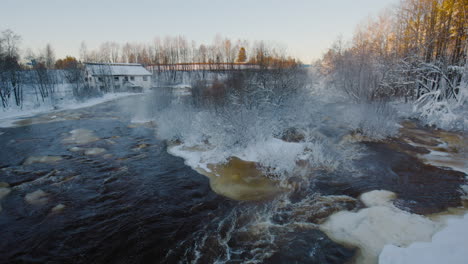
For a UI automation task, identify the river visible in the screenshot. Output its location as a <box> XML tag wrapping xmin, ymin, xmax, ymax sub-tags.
<box><xmin>0</xmin><ymin>93</ymin><xmax>466</xmax><ymax>264</ymax></box>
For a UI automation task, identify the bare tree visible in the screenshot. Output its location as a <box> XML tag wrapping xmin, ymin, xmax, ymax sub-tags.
<box><xmin>0</xmin><ymin>29</ymin><xmax>22</xmax><ymax>107</ymax></box>
<box><xmin>44</xmin><ymin>43</ymin><xmax>55</xmax><ymax>69</ymax></box>
<box><xmin>79</xmin><ymin>41</ymin><xmax>88</xmax><ymax>62</ymax></box>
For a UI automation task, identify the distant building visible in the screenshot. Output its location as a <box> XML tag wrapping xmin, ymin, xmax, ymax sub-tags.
<box><xmin>84</xmin><ymin>63</ymin><xmax>152</xmax><ymax>92</ymax></box>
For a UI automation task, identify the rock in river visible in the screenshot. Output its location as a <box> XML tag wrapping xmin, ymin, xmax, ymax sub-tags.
<box><xmin>23</xmin><ymin>156</ymin><xmax>63</xmax><ymax>165</ymax></box>
<box><xmin>25</xmin><ymin>189</ymin><xmax>49</xmax><ymax>205</ymax></box>
<box><xmin>63</xmin><ymin>129</ymin><xmax>100</xmax><ymax>145</ymax></box>
<box><xmin>0</xmin><ymin>187</ymin><xmax>12</xmax><ymax>212</ymax></box>
<box><xmin>70</xmin><ymin>147</ymin><xmax>106</xmax><ymax>155</ymax></box>
<box><xmin>51</xmin><ymin>203</ymin><xmax>66</xmax><ymax>213</ymax></box>
<box><xmin>84</xmin><ymin>148</ymin><xmax>106</xmax><ymax>155</ymax></box>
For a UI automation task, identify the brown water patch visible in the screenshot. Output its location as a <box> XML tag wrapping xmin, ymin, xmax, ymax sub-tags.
<box><xmin>13</xmin><ymin>112</ymin><xmax>83</xmax><ymax>127</ymax></box>
<box><xmin>341</xmin><ymin>131</ymin><xmax>375</xmax><ymax>143</ymax></box>
<box><xmin>132</xmin><ymin>143</ymin><xmax>149</xmax><ymax>151</ymax></box>
<box><xmin>387</xmin><ymin>150</ymin><xmax>465</xmax><ymax>214</ymax></box>
<box><xmin>397</xmin><ymin>120</ymin><xmax>467</xmax><ymax>174</ymax></box>
<box><xmin>197</xmin><ymin>157</ymin><xmax>282</xmax><ymax>201</ymax></box>
<box><xmin>384</xmin><ymin>138</ymin><xmax>431</xmax><ymax>156</ymax></box>
<box><xmin>315</xmin><ymin>141</ymin><xmax>466</xmax><ymax>215</ymax></box>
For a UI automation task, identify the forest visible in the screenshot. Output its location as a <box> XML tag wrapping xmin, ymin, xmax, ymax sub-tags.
<box><xmin>318</xmin><ymin>0</ymin><xmax>467</xmax><ymax>129</ymax></box>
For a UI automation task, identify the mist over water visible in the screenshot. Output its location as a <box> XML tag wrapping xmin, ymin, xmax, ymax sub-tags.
<box><xmin>154</xmin><ymin>70</ymin><xmax>399</xmax><ymax>184</ymax></box>
<box><xmin>146</xmin><ymin>69</ymin><xmax>467</xmax><ymax>263</ymax></box>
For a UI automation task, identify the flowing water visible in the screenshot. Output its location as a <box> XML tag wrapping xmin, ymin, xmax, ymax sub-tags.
<box><xmin>0</xmin><ymin>93</ymin><xmax>466</xmax><ymax>264</ymax></box>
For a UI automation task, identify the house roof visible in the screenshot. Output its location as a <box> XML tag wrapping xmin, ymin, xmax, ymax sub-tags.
<box><xmin>85</xmin><ymin>63</ymin><xmax>152</xmax><ymax>76</ymax></box>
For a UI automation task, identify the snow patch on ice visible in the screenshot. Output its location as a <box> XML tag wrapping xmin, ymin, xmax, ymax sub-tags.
<box><xmin>379</xmin><ymin>213</ymin><xmax>468</xmax><ymax>264</ymax></box>
<box><xmin>360</xmin><ymin>190</ymin><xmax>396</xmax><ymax>207</ymax></box>
<box><xmin>167</xmin><ymin>144</ymin><xmax>216</xmax><ymax>173</ymax></box>
<box><xmin>320</xmin><ymin>190</ymin><xmax>442</xmax><ymax>264</ymax></box>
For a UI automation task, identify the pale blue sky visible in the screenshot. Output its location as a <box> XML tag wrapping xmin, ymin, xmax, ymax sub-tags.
<box><xmin>1</xmin><ymin>0</ymin><xmax>398</xmax><ymax>63</ymax></box>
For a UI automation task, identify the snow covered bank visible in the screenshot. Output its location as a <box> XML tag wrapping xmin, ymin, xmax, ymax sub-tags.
<box><xmin>0</xmin><ymin>92</ymin><xmax>139</xmax><ymax>128</ymax></box>
<box><xmin>379</xmin><ymin>213</ymin><xmax>468</xmax><ymax>264</ymax></box>
<box><xmin>320</xmin><ymin>190</ymin><xmax>443</xmax><ymax>264</ymax></box>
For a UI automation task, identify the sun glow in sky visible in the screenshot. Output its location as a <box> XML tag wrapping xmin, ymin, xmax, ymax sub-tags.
<box><xmin>1</xmin><ymin>0</ymin><xmax>398</xmax><ymax>63</ymax></box>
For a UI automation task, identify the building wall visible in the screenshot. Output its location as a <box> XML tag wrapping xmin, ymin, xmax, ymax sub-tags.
<box><xmin>86</xmin><ymin>74</ymin><xmax>152</xmax><ymax>92</ymax></box>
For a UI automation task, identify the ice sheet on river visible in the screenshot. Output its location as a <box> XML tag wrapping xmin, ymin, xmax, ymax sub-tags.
<box><xmin>320</xmin><ymin>190</ymin><xmax>443</xmax><ymax>264</ymax></box>
<box><xmin>0</xmin><ymin>92</ymin><xmax>138</xmax><ymax>128</ymax></box>
<box><xmin>379</xmin><ymin>213</ymin><xmax>468</xmax><ymax>264</ymax></box>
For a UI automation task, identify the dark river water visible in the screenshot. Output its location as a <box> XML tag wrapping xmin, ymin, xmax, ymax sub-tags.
<box><xmin>0</xmin><ymin>94</ymin><xmax>465</xmax><ymax>264</ymax></box>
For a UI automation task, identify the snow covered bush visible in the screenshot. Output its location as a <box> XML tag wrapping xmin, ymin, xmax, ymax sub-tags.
<box><xmin>413</xmin><ymin>63</ymin><xmax>467</xmax><ymax>131</ymax></box>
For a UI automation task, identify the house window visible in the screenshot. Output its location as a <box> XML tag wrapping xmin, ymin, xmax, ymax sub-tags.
<box><xmin>98</xmin><ymin>77</ymin><xmax>103</xmax><ymax>82</ymax></box>
<box><xmin>124</xmin><ymin>76</ymin><xmax>129</xmax><ymax>81</ymax></box>
<box><xmin>99</xmin><ymin>86</ymin><xmax>105</xmax><ymax>90</ymax></box>
<box><xmin>84</xmin><ymin>77</ymin><xmax>88</xmax><ymax>82</ymax></box>
<box><xmin>130</xmin><ymin>76</ymin><xmax>135</xmax><ymax>81</ymax></box>
<box><xmin>114</xmin><ymin>76</ymin><xmax>119</xmax><ymax>81</ymax></box>
<box><xmin>143</xmin><ymin>76</ymin><xmax>148</xmax><ymax>81</ymax></box>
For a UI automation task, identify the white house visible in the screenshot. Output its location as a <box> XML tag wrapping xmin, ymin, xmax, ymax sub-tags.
<box><xmin>84</xmin><ymin>63</ymin><xmax>152</xmax><ymax>92</ymax></box>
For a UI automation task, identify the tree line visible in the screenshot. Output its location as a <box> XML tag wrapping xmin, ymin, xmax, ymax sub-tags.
<box><xmin>0</xmin><ymin>30</ymin><xmax>301</xmax><ymax>108</ymax></box>
<box><xmin>318</xmin><ymin>0</ymin><xmax>467</xmax><ymax>105</ymax></box>
<box><xmin>79</xmin><ymin>35</ymin><xmax>299</xmax><ymax>70</ymax></box>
